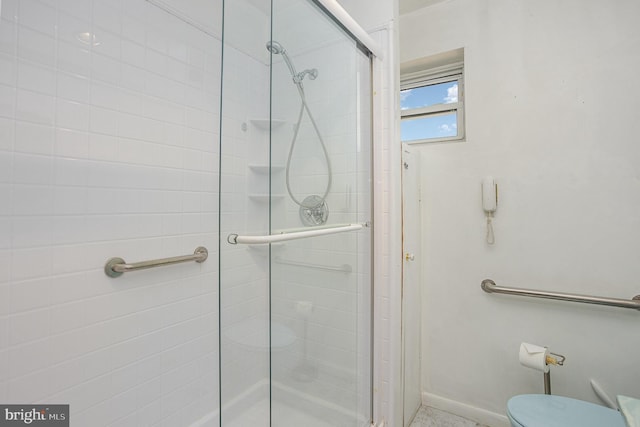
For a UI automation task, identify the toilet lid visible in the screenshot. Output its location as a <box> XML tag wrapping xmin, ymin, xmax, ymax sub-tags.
<box><xmin>508</xmin><ymin>394</ymin><xmax>626</xmax><ymax>427</ymax></box>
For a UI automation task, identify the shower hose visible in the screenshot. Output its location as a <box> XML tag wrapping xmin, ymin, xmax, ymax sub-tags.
<box><xmin>285</xmin><ymin>74</ymin><xmax>332</xmax><ymax>209</ymax></box>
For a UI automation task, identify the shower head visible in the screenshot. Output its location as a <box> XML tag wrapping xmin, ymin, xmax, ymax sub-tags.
<box><xmin>266</xmin><ymin>40</ymin><xmax>285</xmax><ymax>55</ymax></box>
<box><xmin>266</xmin><ymin>40</ymin><xmax>298</xmax><ymax>83</ymax></box>
<box><xmin>266</xmin><ymin>40</ymin><xmax>318</xmax><ymax>87</ymax></box>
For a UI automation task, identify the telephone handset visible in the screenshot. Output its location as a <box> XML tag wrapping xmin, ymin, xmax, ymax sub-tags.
<box><xmin>482</xmin><ymin>177</ymin><xmax>497</xmax><ymax>244</ymax></box>
<box><xmin>482</xmin><ymin>176</ymin><xmax>497</xmax><ymax>213</ymax></box>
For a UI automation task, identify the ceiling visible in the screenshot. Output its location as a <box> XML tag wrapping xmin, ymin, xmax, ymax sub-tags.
<box><xmin>399</xmin><ymin>0</ymin><xmax>449</xmax><ymax>15</ymax></box>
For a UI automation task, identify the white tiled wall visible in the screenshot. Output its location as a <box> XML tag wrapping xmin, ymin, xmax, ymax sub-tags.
<box><xmin>0</xmin><ymin>0</ymin><xmax>221</xmax><ymax>425</ymax></box>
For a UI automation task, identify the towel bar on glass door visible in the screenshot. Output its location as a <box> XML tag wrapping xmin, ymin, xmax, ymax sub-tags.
<box><xmin>274</xmin><ymin>256</ymin><xmax>352</xmax><ymax>273</ymax></box>
<box><xmin>227</xmin><ymin>223</ymin><xmax>366</xmax><ymax>245</ymax></box>
<box><xmin>105</xmin><ymin>247</ymin><xmax>208</xmax><ymax>278</ymax></box>
<box><xmin>481</xmin><ymin>279</ymin><xmax>640</xmax><ymax>311</ymax></box>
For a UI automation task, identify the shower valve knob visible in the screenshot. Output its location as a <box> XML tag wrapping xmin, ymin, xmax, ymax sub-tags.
<box><xmin>405</xmin><ymin>253</ymin><xmax>415</xmax><ymax>261</ymax></box>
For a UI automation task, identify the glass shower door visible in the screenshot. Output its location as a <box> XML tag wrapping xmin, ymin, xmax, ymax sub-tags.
<box><xmin>220</xmin><ymin>0</ymin><xmax>372</xmax><ymax>425</ymax></box>
<box><xmin>219</xmin><ymin>1</ymin><xmax>272</xmax><ymax>425</ymax></box>
<box><xmin>269</xmin><ymin>1</ymin><xmax>373</xmax><ymax>425</ymax></box>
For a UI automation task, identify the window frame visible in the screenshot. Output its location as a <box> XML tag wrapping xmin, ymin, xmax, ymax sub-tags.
<box><xmin>400</xmin><ymin>62</ymin><xmax>465</xmax><ymax>144</ymax></box>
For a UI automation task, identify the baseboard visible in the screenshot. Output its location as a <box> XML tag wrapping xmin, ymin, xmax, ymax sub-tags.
<box><xmin>421</xmin><ymin>392</ymin><xmax>510</xmax><ymax>427</ymax></box>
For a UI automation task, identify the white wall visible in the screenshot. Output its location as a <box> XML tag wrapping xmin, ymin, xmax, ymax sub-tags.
<box><xmin>0</xmin><ymin>0</ymin><xmax>220</xmax><ymax>425</ymax></box>
<box><xmin>401</xmin><ymin>0</ymin><xmax>640</xmax><ymax>424</ymax></box>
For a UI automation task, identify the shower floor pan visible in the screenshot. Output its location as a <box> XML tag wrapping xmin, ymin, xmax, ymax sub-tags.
<box><xmin>191</xmin><ymin>381</ymin><xmax>366</xmax><ymax>427</ymax></box>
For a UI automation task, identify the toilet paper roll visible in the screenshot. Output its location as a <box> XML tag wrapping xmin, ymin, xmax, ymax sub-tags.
<box><xmin>519</xmin><ymin>342</ymin><xmax>550</xmax><ymax>373</ymax></box>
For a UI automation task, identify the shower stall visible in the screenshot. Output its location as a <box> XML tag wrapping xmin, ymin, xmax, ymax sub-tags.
<box><xmin>219</xmin><ymin>0</ymin><xmax>374</xmax><ymax>425</ymax></box>
<box><xmin>0</xmin><ymin>0</ymin><xmax>374</xmax><ymax>425</ymax></box>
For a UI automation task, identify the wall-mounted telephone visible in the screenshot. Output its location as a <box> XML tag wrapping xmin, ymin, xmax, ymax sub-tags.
<box><xmin>482</xmin><ymin>176</ymin><xmax>498</xmax><ymax>213</ymax></box>
<box><xmin>482</xmin><ymin>176</ymin><xmax>498</xmax><ymax>244</ymax></box>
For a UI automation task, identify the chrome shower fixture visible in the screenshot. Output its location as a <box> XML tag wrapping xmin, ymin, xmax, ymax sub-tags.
<box><xmin>266</xmin><ymin>40</ymin><xmax>285</xmax><ymax>54</ymax></box>
<box><xmin>266</xmin><ymin>40</ymin><xmax>319</xmax><ymax>84</ymax></box>
<box><xmin>299</xmin><ymin>195</ymin><xmax>329</xmax><ymax>226</ymax></box>
<box><xmin>266</xmin><ymin>39</ymin><xmax>332</xmax><ymax>226</ymax></box>
<box><xmin>293</xmin><ymin>68</ymin><xmax>318</xmax><ymax>83</ymax></box>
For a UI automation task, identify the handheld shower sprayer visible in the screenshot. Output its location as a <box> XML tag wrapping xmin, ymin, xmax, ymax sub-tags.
<box><xmin>266</xmin><ymin>40</ymin><xmax>285</xmax><ymax>55</ymax></box>
<box><xmin>266</xmin><ymin>40</ymin><xmax>331</xmax><ymax>225</ymax></box>
<box><xmin>266</xmin><ymin>41</ymin><xmax>319</xmax><ymax>84</ymax></box>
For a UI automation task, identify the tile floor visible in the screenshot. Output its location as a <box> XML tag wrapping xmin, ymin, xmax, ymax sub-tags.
<box><xmin>409</xmin><ymin>406</ymin><xmax>491</xmax><ymax>427</ymax></box>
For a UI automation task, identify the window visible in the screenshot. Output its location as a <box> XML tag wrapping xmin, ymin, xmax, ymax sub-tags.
<box><xmin>401</xmin><ymin>62</ymin><xmax>464</xmax><ymax>144</ymax></box>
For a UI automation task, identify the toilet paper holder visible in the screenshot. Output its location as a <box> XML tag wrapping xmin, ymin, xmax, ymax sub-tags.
<box><xmin>520</xmin><ymin>342</ymin><xmax>566</xmax><ymax>395</ymax></box>
<box><xmin>544</xmin><ymin>351</ymin><xmax>566</xmax><ymax>395</ymax></box>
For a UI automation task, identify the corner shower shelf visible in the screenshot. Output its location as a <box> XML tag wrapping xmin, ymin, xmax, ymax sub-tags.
<box><xmin>249</xmin><ymin>118</ymin><xmax>287</xmax><ymax>130</ymax></box>
<box><xmin>248</xmin><ymin>194</ymin><xmax>285</xmax><ymax>202</ymax></box>
<box><xmin>248</xmin><ymin>164</ymin><xmax>285</xmax><ymax>174</ymax></box>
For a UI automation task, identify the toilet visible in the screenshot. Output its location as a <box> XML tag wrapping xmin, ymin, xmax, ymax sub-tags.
<box><xmin>507</xmin><ymin>394</ymin><xmax>626</xmax><ymax>427</ymax></box>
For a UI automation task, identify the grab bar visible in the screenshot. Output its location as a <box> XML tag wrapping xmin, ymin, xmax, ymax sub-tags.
<box><xmin>227</xmin><ymin>223</ymin><xmax>366</xmax><ymax>245</ymax></box>
<box><xmin>481</xmin><ymin>279</ymin><xmax>640</xmax><ymax>311</ymax></box>
<box><xmin>105</xmin><ymin>247</ymin><xmax>208</xmax><ymax>278</ymax></box>
<box><xmin>274</xmin><ymin>256</ymin><xmax>352</xmax><ymax>273</ymax></box>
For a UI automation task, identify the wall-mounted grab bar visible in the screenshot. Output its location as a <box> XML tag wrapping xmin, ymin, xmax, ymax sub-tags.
<box><xmin>105</xmin><ymin>247</ymin><xmax>208</xmax><ymax>278</ymax></box>
<box><xmin>481</xmin><ymin>279</ymin><xmax>640</xmax><ymax>311</ymax></box>
<box><xmin>274</xmin><ymin>256</ymin><xmax>352</xmax><ymax>273</ymax></box>
<box><xmin>227</xmin><ymin>223</ymin><xmax>366</xmax><ymax>245</ymax></box>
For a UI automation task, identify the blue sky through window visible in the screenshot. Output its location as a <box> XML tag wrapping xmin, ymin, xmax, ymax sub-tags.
<box><xmin>401</xmin><ymin>113</ymin><xmax>457</xmax><ymax>141</ymax></box>
<box><xmin>401</xmin><ymin>81</ymin><xmax>459</xmax><ymax>141</ymax></box>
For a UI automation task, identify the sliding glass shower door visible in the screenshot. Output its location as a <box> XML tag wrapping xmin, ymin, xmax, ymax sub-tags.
<box><xmin>219</xmin><ymin>0</ymin><xmax>372</xmax><ymax>425</ymax></box>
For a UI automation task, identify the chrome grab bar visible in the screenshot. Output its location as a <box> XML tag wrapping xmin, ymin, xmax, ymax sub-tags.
<box><xmin>227</xmin><ymin>223</ymin><xmax>366</xmax><ymax>245</ymax></box>
<box><xmin>274</xmin><ymin>256</ymin><xmax>352</xmax><ymax>273</ymax></box>
<box><xmin>481</xmin><ymin>279</ymin><xmax>640</xmax><ymax>311</ymax></box>
<box><xmin>105</xmin><ymin>247</ymin><xmax>208</xmax><ymax>278</ymax></box>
